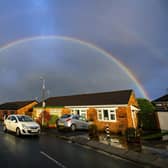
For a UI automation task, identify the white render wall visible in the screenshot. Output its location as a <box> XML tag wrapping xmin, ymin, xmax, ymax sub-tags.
<box><xmin>157</xmin><ymin>112</ymin><xmax>168</xmax><ymax>131</ymax></box>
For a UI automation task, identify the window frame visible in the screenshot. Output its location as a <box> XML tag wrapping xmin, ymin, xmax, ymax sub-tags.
<box><xmin>97</xmin><ymin>108</ymin><xmax>117</xmax><ymax>122</ymax></box>
<box><xmin>70</xmin><ymin>108</ymin><xmax>87</xmax><ymax>119</ymax></box>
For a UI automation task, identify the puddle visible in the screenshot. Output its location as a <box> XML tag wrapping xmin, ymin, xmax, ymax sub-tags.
<box><xmin>98</xmin><ymin>134</ymin><xmax>142</xmax><ymax>152</ymax></box>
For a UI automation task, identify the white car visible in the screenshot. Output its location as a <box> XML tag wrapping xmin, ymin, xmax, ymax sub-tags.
<box><xmin>3</xmin><ymin>114</ymin><xmax>41</xmax><ymax>136</ymax></box>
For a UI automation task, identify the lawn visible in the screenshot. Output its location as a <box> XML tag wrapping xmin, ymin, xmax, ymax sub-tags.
<box><xmin>142</xmin><ymin>131</ymin><xmax>168</xmax><ymax>140</ymax></box>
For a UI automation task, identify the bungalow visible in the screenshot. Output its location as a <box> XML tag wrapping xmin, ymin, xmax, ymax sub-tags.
<box><xmin>152</xmin><ymin>94</ymin><xmax>168</xmax><ymax>132</ymax></box>
<box><xmin>0</xmin><ymin>100</ymin><xmax>38</xmax><ymax>120</ymax></box>
<box><xmin>33</xmin><ymin>89</ymin><xmax>139</xmax><ymax>133</ymax></box>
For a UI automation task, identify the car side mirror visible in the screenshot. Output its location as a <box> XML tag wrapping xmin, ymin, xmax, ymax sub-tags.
<box><xmin>12</xmin><ymin>120</ymin><xmax>17</xmax><ymax>123</ymax></box>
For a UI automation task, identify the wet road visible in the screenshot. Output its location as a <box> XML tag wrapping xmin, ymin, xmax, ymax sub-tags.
<box><xmin>0</xmin><ymin>128</ymin><xmax>145</xmax><ymax>168</ymax></box>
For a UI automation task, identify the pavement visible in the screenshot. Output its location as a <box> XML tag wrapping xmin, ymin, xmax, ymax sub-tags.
<box><xmin>42</xmin><ymin>128</ymin><xmax>168</xmax><ymax>168</ymax></box>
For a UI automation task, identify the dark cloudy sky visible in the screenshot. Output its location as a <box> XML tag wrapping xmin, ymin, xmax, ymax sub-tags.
<box><xmin>0</xmin><ymin>0</ymin><xmax>167</xmax><ymax>103</ymax></box>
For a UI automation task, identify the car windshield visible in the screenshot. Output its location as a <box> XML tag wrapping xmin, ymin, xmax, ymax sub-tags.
<box><xmin>17</xmin><ymin>115</ymin><xmax>33</xmax><ymax>122</ymax></box>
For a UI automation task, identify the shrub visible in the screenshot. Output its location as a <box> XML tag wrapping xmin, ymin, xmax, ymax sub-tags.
<box><xmin>88</xmin><ymin>124</ymin><xmax>99</xmax><ymax>140</ymax></box>
<box><xmin>48</xmin><ymin>115</ymin><xmax>59</xmax><ymax>126</ymax></box>
<box><xmin>125</xmin><ymin>127</ymin><xmax>141</xmax><ymax>143</ymax></box>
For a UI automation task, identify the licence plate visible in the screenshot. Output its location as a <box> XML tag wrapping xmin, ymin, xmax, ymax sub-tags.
<box><xmin>31</xmin><ymin>130</ymin><xmax>38</xmax><ymax>133</ymax></box>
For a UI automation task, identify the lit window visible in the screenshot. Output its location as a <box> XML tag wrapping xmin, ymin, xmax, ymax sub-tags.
<box><xmin>98</xmin><ymin>110</ymin><xmax>102</xmax><ymax>120</ymax></box>
<box><xmin>97</xmin><ymin>108</ymin><xmax>116</xmax><ymax>121</ymax></box>
<box><xmin>103</xmin><ymin>110</ymin><xmax>109</xmax><ymax>120</ymax></box>
<box><xmin>80</xmin><ymin>111</ymin><xmax>86</xmax><ymax>119</ymax></box>
<box><xmin>110</xmin><ymin>110</ymin><xmax>115</xmax><ymax>120</ymax></box>
<box><xmin>70</xmin><ymin>108</ymin><xmax>87</xmax><ymax>118</ymax></box>
<box><xmin>156</xmin><ymin>103</ymin><xmax>162</xmax><ymax>106</ymax></box>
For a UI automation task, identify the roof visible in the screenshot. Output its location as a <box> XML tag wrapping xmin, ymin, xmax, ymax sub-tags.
<box><xmin>152</xmin><ymin>94</ymin><xmax>168</xmax><ymax>102</ymax></box>
<box><xmin>154</xmin><ymin>107</ymin><xmax>168</xmax><ymax>112</ymax></box>
<box><xmin>0</xmin><ymin>100</ymin><xmax>37</xmax><ymax>110</ymax></box>
<box><xmin>152</xmin><ymin>94</ymin><xmax>168</xmax><ymax>112</ymax></box>
<box><xmin>36</xmin><ymin>89</ymin><xmax>133</xmax><ymax>107</ymax></box>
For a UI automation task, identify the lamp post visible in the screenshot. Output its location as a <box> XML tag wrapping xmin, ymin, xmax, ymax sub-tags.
<box><xmin>40</xmin><ymin>77</ymin><xmax>46</xmax><ymax>126</ymax></box>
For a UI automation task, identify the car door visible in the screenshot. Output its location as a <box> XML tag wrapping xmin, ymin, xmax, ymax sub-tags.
<box><xmin>10</xmin><ymin>116</ymin><xmax>18</xmax><ymax>132</ymax></box>
<box><xmin>79</xmin><ymin>116</ymin><xmax>88</xmax><ymax>129</ymax></box>
<box><xmin>72</xmin><ymin>115</ymin><xmax>81</xmax><ymax>129</ymax></box>
<box><xmin>5</xmin><ymin>116</ymin><xmax>12</xmax><ymax>131</ymax></box>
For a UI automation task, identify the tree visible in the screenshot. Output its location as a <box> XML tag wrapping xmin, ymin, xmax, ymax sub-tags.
<box><xmin>38</xmin><ymin>110</ymin><xmax>51</xmax><ymax>128</ymax></box>
<box><xmin>137</xmin><ymin>98</ymin><xmax>156</xmax><ymax>130</ymax></box>
<box><xmin>137</xmin><ymin>98</ymin><xmax>155</xmax><ymax>113</ymax></box>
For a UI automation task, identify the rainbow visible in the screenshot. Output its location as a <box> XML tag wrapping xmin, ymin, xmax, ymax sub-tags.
<box><xmin>0</xmin><ymin>35</ymin><xmax>149</xmax><ymax>99</ymax></box>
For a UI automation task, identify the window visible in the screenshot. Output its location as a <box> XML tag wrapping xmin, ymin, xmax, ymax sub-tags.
<box><xmin>61</xmin><ymin>114</ymin><xmax>71</xmax><ymax>119</ymax></box>
<box><xmin>98</xmin><ymin>110</ymin><xmax>102</xmax><ymax>120</ymax></box>
<box><xmin>70</xmin><ymin>108</ymin><xmax>87</xmax><ymax>119</ymax></box>
<box><xmin>76</xmin><ymin>110</ymin><xmax>80</xmax><ymax>115</ymax></box>
<box><xmin>103</xmin><ymin>110</ymin><xmax>109</xmax><ymax>120</ymax></box>
<box><xmin>11</xmin><ymin>116</ymin><xmax>17</xmax><ymax>122</ymax></box>
<box><xmin>7</xmin><ymin>116</ymin><xmax>11</xmax><ymax>120</ymax></box>
<box><xmin>17</xmin><ymin>115</ymin><xmax>33</xmax><ymax>122</ymax></box>
<box><xmin>110</xmin><ymin>110</ymin><xmax>115</xmax><ymax>120</ymax></box>
<box><xmin>97</xmin><ymin>108</ymin><xmax>116</xmax><ymax>121</ymax></box>
<box><xmin>80</xmin><ymin>111</ymin><xmax>86</xmax><ymax>119</ymax></box>
<box><xmin>156</xmin><ymin>103</ymin><xmax>162</xmax><ymax>107</ymax></box>
<box><xmin>72</xmin><ymin>115</ymin><xmax>79</xmax><ymax>120</ymax></box>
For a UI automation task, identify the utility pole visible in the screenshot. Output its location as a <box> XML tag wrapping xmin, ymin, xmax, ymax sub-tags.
<box><xmin>40</xmin><ymin>77</ymin><xmax>46</xmax><ymax>126</ymax></box>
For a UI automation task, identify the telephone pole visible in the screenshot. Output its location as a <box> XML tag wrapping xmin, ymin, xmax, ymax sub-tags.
<box><xmin>40</xmin><ymin>77</ymin><xmax>46</xmax><ymax>126</ymax></box>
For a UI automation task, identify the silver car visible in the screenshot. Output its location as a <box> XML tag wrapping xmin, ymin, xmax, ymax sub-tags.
<box><xmin>56</xmin><ymin>114</ymin><xmax>89</xmax><ymax>131</ymax></box>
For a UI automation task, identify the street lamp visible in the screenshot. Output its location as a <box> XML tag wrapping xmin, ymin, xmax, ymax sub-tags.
<box><xmin>40</xmin><ymin>77</ymin><xmax>46</xmax><ymax>126</ymax></box>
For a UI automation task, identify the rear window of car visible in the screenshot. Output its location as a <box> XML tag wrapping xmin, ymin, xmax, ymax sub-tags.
<box><xmin>61</xmin><ymin>114</ymin><xmax>71</xmax><ymax>118</ymax></box>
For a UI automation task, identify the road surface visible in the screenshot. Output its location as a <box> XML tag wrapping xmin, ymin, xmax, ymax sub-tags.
<box><xmin>0</xmin><ymin>127</ymin><xmax>145</xmax><ymax>168</ymax></box>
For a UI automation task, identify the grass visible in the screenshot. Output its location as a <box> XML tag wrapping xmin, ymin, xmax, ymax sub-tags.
<box><xmin>142</xmin><ymin>131</ymin><xmax>168</xmax><ymax>140</ymax></box>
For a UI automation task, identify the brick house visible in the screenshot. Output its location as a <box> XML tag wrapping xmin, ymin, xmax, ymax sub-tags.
<box><xmin>0</xmin><ymin>100</ymin><xmax>38</xmax><ymax>120</ymax></box>
<box><xmin>33</xmin><ymin>89</ymin><xmax>139</xmax><ymax>133</ymax></box>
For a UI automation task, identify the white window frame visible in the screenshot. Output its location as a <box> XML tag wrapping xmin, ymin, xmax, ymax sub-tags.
<box><xmin>96</xmin><ymin>108</ymin><xmax>117</xmax><ymax>122</ymax></box>
<box><xmin>70</xmin><ymin>108</ymin><xmax>87</xmax><ymax>119</ymax></box>
<box><xmin>130</xmin><ymin>105</ymin><xmax>140</xmax><ymax>128</ymax></box>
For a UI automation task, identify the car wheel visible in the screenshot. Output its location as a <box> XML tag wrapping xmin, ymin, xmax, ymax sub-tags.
<box><xmin>71</xmin><ymin>124</ymin><xmax>76</xmax><ymax>131</ymax></box>
<box><xmin>3</xmin><ymin>125</ymin><xmax>7</xmax><ymax>133</ymax></box>
<box><xmin>16</xmin><ymin>128</ymin><xmax>21</xmax><ymax>136</ymax></box>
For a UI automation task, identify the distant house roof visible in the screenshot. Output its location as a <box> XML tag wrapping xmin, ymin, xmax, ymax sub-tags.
<box><xmin>152</xmin><ymin>94</ymin><xmax>168</xmax><ymax>112</ymax></box>
<box><xmin>0</xmin><ymin>100</ymin><xmax>37</xmax><ymax>110</ymax></box>
<box><xmin>36</xmin><ymin>89</ymin><xmax>133</xmax><ymax>107</ymax></box>
<box><xmin>152</xmin><ymin>94</ymin><xmax>168</xmax><ymax>102</ymax></box>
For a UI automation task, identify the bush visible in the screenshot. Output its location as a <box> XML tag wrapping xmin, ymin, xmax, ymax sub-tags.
<box><xmin>125</xmin><ymin>128</ymin><xmax>141</xmax><ymax>143</ymax></box>
<box><xmin>48</xmin><ymin>115</ymin><xmax>59</xmax><ymax>126</ymax></box>
<box><xmin>88</xmin><ymin>124</ymin><xmax>99</xmax><ymax>140</ymax></box>
<box><xmin>137</xmin><ymin>98</ymin><xmax>157</xmax><ymax>130</ymax></box>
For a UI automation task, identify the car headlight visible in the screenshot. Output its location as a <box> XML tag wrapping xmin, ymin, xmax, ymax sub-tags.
<box><xmin>22</xmin><ymin>124</ymin><xmax>29</xmax><ymax>129</ymax></box>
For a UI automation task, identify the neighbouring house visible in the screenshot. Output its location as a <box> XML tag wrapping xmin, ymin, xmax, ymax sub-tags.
<box><xmin>0</xmin><ymin>100</ymin><xmax>38</xmax><ymax>120</ymax></box>
<box><xmin>33</xmin><ymin>89</ymin><xmax>139</xmax><ymax>133</ymax></box>
<box><xmin>152</xmin><ymin>94</ymin><xmax>168</xmax><ymax>132</ymax></box>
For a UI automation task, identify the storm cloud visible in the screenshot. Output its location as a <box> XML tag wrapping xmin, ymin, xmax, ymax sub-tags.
<box><xmin>0</xmin><ymin>0</ymin><xmax>168</xmax><ymax>102</ymax></box>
